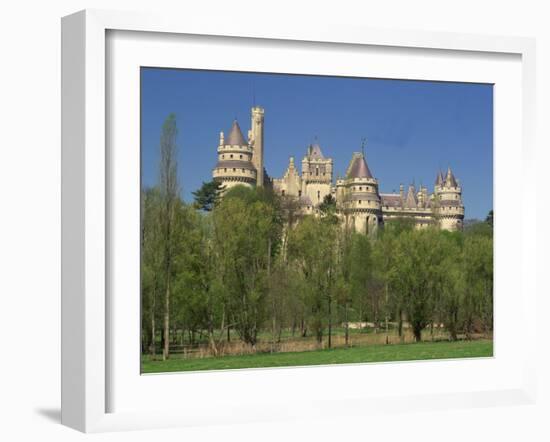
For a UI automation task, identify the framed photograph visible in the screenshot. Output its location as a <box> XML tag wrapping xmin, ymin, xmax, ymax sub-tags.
<box><xmin>61</xmin><ymin>9</ymin><xmax>537</xmax><ymax>433</ymax></box>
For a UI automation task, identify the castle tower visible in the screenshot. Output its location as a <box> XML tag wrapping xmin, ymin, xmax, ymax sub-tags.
<box><xmin>405</xmin><ymin>184</ymin><xmax>418</xmax><ymax>209</ymax></box>
<box><xmin>272</xmin><ymin>156</ymin><xmax>302</xmax><ymax>197</ymax></box>
<box><xmin>250</xmin><ymin>106</ymin><xmax>265</xmax><ymax>186</ymax></box>
<box><xmin>434</xmin><ymin>167</ymin><xmax>465</xmax><ymax>230</ymax></box>
<box><xmin>212</xmin><ymin>119</ymin><xmax>257</xmax><ymax>190</ymax></box>
<box><xmin>339</xmin><ymin>151</ymin><xmax>382</xmax><ymax>235</ymax></box>
<box><xmin>301</xmin><ymin>142</ymin><xmax>333</xmax><ymax>206</ymax></box>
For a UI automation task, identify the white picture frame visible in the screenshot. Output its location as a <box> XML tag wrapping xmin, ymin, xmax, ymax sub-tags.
<box><xmin>61</xmin><ymin>9</ymin><xmax>537</xmax><ymax>433</ymax></box>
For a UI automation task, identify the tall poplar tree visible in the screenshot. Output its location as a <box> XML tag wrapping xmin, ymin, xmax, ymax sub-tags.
<box><xmin>159</xmin><ymin>114</ymin><xmax>179</xmax><ymax>360</ymax></box>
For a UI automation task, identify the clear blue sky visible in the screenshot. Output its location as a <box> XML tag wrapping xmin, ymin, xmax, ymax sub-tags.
<box><xmin>141</xmin><ymin>68</ymin><xmax>493</xmax><ymax>220</ymax></box>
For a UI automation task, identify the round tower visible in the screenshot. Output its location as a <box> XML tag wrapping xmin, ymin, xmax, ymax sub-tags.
<box><xmin>212</xmin><ymin>119</ymin><xmax>257</xmax><ymax>190</ymax></box>
<box><xmin>340</xmin><ymin>152</ymin><xmax>382</xmax><ymax>235</ymax></box>
<box><xmin>434</xmin><ymin>167</ymin><xmax>465</xmax><ymax>230</ymax></box>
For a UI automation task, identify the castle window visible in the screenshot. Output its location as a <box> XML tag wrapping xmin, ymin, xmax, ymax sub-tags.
<box><xmin>316</xmin><ymin>167</ymin><xmax>319</xmax><ymax>176</ymax></box>
<box><xmin>282</xmin><ymin>190</ymin><xmax>285</xmax><ymax>196</ymax></box>
<box><xmin>359</xmin><ymin>187</ymin><xmax>362</xmax><ymax>191</ymax></box>
<box><xmin>222</xmin><ymin>155</ymin><xmax>225</xmax><ymax>159</ymax></box>
<box><xmin>239</xmin><ymin>154</ymin><xmax>243</xmax><ymax>159</ymax></box>
<box><xmin>317</xmin><ymin>190</ymin><xmax>320</xmax><ymax>200</ymax></box>
<box><xmin>358</xmin><ymin>200</ymin><xmax>362</xmax><ymax>204</ymax></box>
<box><xmin>233</xmin><ymin>168</ymin><xmax>236</xmax><ymax>172</ymax></box>
<box><xmin>298</xmin><ymin>190</ymin><xmax>302</xmax><ymax>197</ymax></box>
<box><xmin>230</xmin><ymin>154</ymin><xmax>233</xmax><ymax>158</ymax></box>
<box><xmin>242</xmin><ymin>169</ymin><xmax>245</xmax><ymax>173</ymax></box>
<box><xmin>224</xmin><ymin>168</ymin><xmax>227</xmax><ymax>172</ymax></box>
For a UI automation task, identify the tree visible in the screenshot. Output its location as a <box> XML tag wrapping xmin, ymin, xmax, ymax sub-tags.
<box><xmin>192</xmin><ymin>180</ymin><xmax>225</xmax><ymax>211</ymax></box>
<box><xmin>462</xmin><ymin>233</ymin><xmax>493</xmax><ymax>337</ymax></box>
<box><xmin>288</xmin><ymin>215</ymin><xmax>339</xmax><ymax>346</ymax></box>
<box><xmin>158</xmin><ymin>113</ymin><xmax>179</xmax><ymax>360</ymax></box>
<box><xmin>485</xmin><ymin>209</ymin><xmax>494</xmax><ymax>228</ymax></box>
<box><xmin>392</xmin><ymin>228</ymin><xmax>445</xmax><ymax>342</ymax></box>
<box><xmin>172</xmin><ymin>205</ymin><xmax>227</xmax><ymax>354</ymax></box>
<box><xmin>435</xmin><ymin>234</ymin><xmax>463</xmax><ymax>341</ymax></box>
<box><xmin>141</xmin><ymin>187</ymin><xmax>163</xmax><ymax>355</ymax></box>
<box><xmin>319</xmin><ymin>194</ymin><xmax>337</xmax><ymax>216</ymax></box>
<box><xmin>213</xmin><ymin>186</ymin><xmax>282</xmax><ymax>346</ymax></box>
<box><xmin>371</xmin><ymin>228</ymin><xmax>398</xmax><ymax>343</ymax></box>
<box><xmin>335</xmin><ymin>226</ymin><xmax>353</xmax><ymax>346</ymax></box>
<box><xmin>349</xmin><ymin>233</ymin><xmax>373</xmax><ymax>331</ymax></box>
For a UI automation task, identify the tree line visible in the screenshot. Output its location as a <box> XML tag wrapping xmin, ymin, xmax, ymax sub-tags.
<box><xmin>142</xmin><ymin>115</ymin><xmax>493</xmax><ymax>360</ymax></box>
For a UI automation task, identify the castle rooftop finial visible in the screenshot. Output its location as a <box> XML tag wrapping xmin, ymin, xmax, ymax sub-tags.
<box><xmin>361</xmin><ymin>137</ymin><xmax>367</xmax><ymax>157</ymax></box>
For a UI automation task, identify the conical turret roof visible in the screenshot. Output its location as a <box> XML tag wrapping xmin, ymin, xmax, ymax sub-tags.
<box><xmin>435</xmin><ymin>170</ymin><xmax>444</xmax><ymax>186</ymax></box>
<box><xmin>225</xmin><ymin>120</ymin><xmax>247</xmax><ymax>146</ymax></box>
<box><xmin>347</xmin><ymin>153</ymin><xmax>373</xmax><ymax>179</ymax></box>
<box><xmin>444</xmin><ymin>167</ymin><xmax>458</xmax><ymax>187</ymax></box>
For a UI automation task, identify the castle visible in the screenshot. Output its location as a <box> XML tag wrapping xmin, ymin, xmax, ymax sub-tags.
<box><xmin>212</xmin><ymin>106</ymin><xmax>465</xmax><ymax>232</ymax></box>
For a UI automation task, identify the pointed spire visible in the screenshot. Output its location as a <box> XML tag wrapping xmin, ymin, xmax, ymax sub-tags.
<box><xmin>435</xmin><ymin>169</ymin><xmax>444</xmax><ymax>186</ymax></box>
<box><xmin>308</xmin><ymin>141</ymin><xmax>324</xmax><ymax>159</ymax></box>
<box><xmin>445</xmin><ymin>166</ymin><xmax>458</xmax><ymax>187</ymax></box>
<box><xmin>225</xmin><ymin>120</ymin><xmax>247</xmax><ymax>146</ymax></box>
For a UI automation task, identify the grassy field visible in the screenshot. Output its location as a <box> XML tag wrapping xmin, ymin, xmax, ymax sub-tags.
<box><xmin>141</xmin><ymin>339</ymin><xmax>493</xmax><ymax>374</ymax></box>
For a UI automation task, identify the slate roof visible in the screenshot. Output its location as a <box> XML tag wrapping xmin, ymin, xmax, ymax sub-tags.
<box><xmin>308</xmin><ymin>143</ymin><xmax>325</xmax><ymax>159</ymax></box>
<box><xmin>347</xmin><ymin>154</ymin><xmax>373</xmax><ymax>179</ymax></box>
<box><xmin>445</xmin><ymin>167</ymin><xmax>458</xmax><ymax>187</ymax></box>
<box><xmin>349</xmin><ymin>193</ymin><xmax>380</xmax><ymax>202</ymax></box>
<box><xmin>225</xmin><ymin>120</ymin><xmax>247</xmax><ymax>146</ymax></box>
<box><xmin>214</xmin><ymin>160</ymin><xmax>256</xmax><ymax>170</ymax></box>
<box><xmin>380</xmin><ymin>193</ymin><xmax>402</xmax><ymax>208</ymax></box>
<box><xmin>435</xmin><ymin>170</ymin><xmax>444</xmax><ymax>186</ymax></box>
<box><xmin>439</xmin><ymin>199</ymin><xmax>461</xmax><ymax>207</ymax></box>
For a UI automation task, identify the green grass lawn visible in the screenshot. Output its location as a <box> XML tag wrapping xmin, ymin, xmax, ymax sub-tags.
<box><xmin>141</xmin><ymin>339</ymin><xmax>493</xmax><ymax>374</ymax></box>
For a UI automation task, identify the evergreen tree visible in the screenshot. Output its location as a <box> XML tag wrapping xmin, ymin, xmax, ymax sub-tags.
<box><xmin>192</xmin><ymin>180</ymin><xmax>225</xmax><ymax>211</ymax></box>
